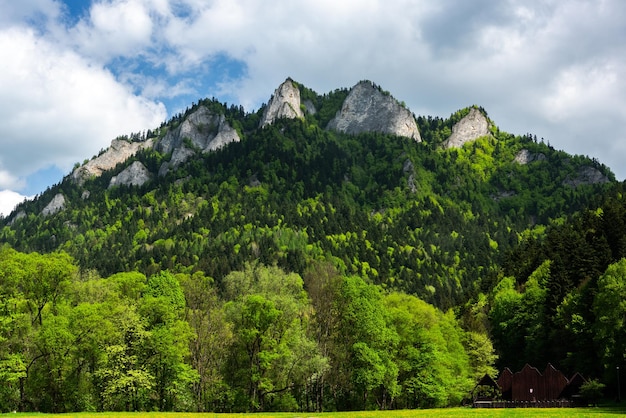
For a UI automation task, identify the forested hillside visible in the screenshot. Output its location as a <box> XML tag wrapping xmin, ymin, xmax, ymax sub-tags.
<box><xmin>0</xmin><ymin>79</ymin><xmax>623</xmax><ymax>412</ymax></box>
<box><xmin>493</xmin><ymin>189</ymin><xmax>626</xmax><ymax>383</ymax></box>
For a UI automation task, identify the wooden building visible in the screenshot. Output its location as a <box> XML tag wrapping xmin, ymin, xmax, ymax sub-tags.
<box><xmin>495</xmin><ymin>363</ymin><xmax>585</xmax><ymax>402</ymax></box>
<box><xmin>497</xmin><ymin>367</ymin><xmax>513</xmax><ymax>400</ymax></box>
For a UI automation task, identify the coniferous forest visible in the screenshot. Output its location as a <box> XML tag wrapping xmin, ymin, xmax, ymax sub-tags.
<box><xmin>1</xmin><ymin>81</ymin><xmax>625</xmax><ymax>412</ymax></box>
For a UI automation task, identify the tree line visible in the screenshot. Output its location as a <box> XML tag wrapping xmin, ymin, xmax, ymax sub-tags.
<box><xmin>0</xmin><ymin>246</ymin><xmax>495</xmax><ymax>412</ymax></box>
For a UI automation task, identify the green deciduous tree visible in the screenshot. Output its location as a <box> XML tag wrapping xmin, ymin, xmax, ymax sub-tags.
<box><xmin>489</xmin><ymin>261</ymin><xmax>550</xmax><ymax>372</ymax></box>
<box><xmin>93</xmin><ymin>304</ymin><xmax>152</xmax><ymax>411</ymax></box>
<box><xmin>385</xmin><ymin>292</ymin><xmax>473</xmax><ymax>408</ymax></box>
<box><xmin>180</xmin><ymin>271</ymin><xmax>233</xmax><ymax>411</ymax></box>
<box><xmin>329</xmin><ymin>275</ymin><xmax>398</xmax><ymax>410</ymax></box>
<box><xmin>0</xmin><ymin>247</ymin><xmax>77</xmax><ymax>411</ymax></box>
<box><xmin>593</xmin><ymin>259</ymin><xmax>626</xmax><ymax>383</ymax></box>
<box><xmin>580</xmin><ymin>379</ymin><xmax>605</xmax><ymax>406</ymax></box>
<box><xmin>143</xmin><ymin>319</ymin><xmax>198</xmax><ymax>411</ymax></box>
<box><xmin>223</xmin><ymin>264</ymin><xmax>327</xmax><ymax>412</ymax></box>
<box><xmin>140</xmin><ymin>271</ymin><xmax>197</xmax><ymax>411</ymax></box>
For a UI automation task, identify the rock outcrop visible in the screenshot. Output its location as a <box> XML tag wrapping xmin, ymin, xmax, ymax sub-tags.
<box><xmin>71</xmin><ymin>138</ymin><xmax>153</xmax><ymax>185</ymax></box>
<box><xmin>491</xmin><ymin>190</ymin><xmax>517</xmax><ymax>201</ymax></box>
<box><xmin>41</xmin><ymin>193</ymin><xmax>65</xmax><ymax>216</ymax></box>
<box><xmin>156</xmin><ymin>106</ymin><xmax>240</xmax><ymax>176</ymax></box>
<box><xmin>259</xmin><ymin>78</ymin><xmax>304</xmax><ymax>128</ymax></box>
<box><xmin>563</xmin><ymin>166</ymin><xmax>610</xmax><ymax>187</ymax></box>
<box><xmin>443</xmin><ymin>107</ymin><xmax>491</xmax><ymax>149</ymax></box>
<box><xmin>326</xmin><ymin>81</ymin><xmax>421</xmax><ymax>141</ymax></box>
<box><xmin>157</xmin><ymin>106</ymin><xmax>240</xmax><ymax>155</ymax></box>
<box><xmin>109</xmin><ymin>161</ymin><xmax>152</xmax><ymax>188</ymax></box>
<box><xmin>514</xmin><ymin>149</ymin><xmax>547</xmax><ymax>164</ymax></box>
<box><xmin>161</xmin><ymin>146</ymin><xmax>196</xmax><ymax>177</ymax></box>
<box><xmin>403</xmin><ymin>159</ymin><xmax>417</xmax><ymax>193</ymax></box>
<box><xmin>302</xmin><ymin>99</ymin><xmax>317</xmax><ymax>115</ymax></box>
<box><xmin>8</xmin><ymin>210</ymin><xmax>26</xmax><ymax>226</ymax></box>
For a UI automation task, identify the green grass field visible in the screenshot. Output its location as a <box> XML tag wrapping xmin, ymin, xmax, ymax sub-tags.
<box><xmin>5</xmin><ymin>405</ymin><xmax>626</xmax><ymax>418</ymax></box>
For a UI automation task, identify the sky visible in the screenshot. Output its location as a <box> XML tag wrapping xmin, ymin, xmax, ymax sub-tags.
<box><xmin>1</xmin><ymin>0</ymin><xmax>625</xmax><ymax>217</ymax></box>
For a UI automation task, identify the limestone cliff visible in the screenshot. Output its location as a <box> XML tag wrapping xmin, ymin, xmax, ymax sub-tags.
<box><xmin>326</xmin><ymin>81</ymin><xmax>421</xmax><ymax>141</ymax></box>
<box><xmin>41</xmin><ymin>193</ymin><xmax>65</xmax><ymax>216</ymax></box>
<box><xmin>443</xmin><ymin>107</ymin><xmax>491</xmax><ymax>149</ymax></box>
<box><xmin>403</xmin><ymin>159</ymin><xmax>418</xmax><ymax>193</ymax></box>
<box><xmin>156</xmin><ymin>106</ymin><xmax>239</xmax><ymax>155</ymax></box>
<box><xmin>71</xmin><ymin>138</ymin><xmax>153</xmax><ymax>185</ymax></box>
<box><xmin>8</xmin><ymin>210</ymin><xmax>26</xmax><ymax>226</ymax></box>
<box><xmin>156</xmin><ymin>106</ymin><xmax>240</xmax><ymax>176</ymax></box>
<box><xmin>259</xmin><ymin>78</ymin><xmax>304</xmax><ymax>128</ymax></box>
<box><xmin>514</xmin><ymin>150</ymin><xmax>609</xmax><ymax>186</ymax></box>
<box><xmin>109</xmin><ymin>161</ymin><xmax>152</xmax><ymax>189</ymax></box>
<box><xmin>514</xmin><ymin>149</ymin><xmax>547</xmax><ymax>164</ymax></box>
<box><xmin>563</xmin><ymin>166</ymin><xmax>610</xmax><ymax>187</ymax></box>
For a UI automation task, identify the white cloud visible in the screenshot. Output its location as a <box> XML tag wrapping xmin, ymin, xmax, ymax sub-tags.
<box><xmin>156</xmin><ymin>0</ymin><xmax>435</xmax><ymax>109</ymax></box>
<box><xmin>0</xmin><ymin>190</ymin><xmax>31</xmax><ymax>218</ymax></box>
<box><xmin>69</xmin><ymin>0</ymin><xmax>155</xmax><ymax>62</ymax></box>
<box><xmin>1</xmin><ymin>0</ymin><xmax>626</xmax><ymax>199</ymax></box>
<box><xmin>0</xmin><ymin>169</ymin><xmax>25</xmax><ymax>191</ymax></box>
<box><xmin>0</xmin><ymin>26</ymin><xmax>166</xmax><ymax>191</ymax></box>
<box><xmin>542</xmin><ymin>63</ymin><xmax>622</xmax><ymax>122</ymax></box>
<box><xmin>0</xmin><ymin>0</ymin><xmax>62</xmax><ymax>28</ymax></box>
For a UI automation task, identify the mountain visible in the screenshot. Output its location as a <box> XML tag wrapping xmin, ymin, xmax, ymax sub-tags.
<box><xmin>259</xmin><ymin>77</ymin><xmax>305</xmax><ymax>127</ymax></box>
<box><xmin>443</xmin><ymin>107</ymin><xmax>490</xmax><ymax>149</ymax></box>
<box><xmin>326</xmin><ymin>80</ymin><xmax>421</xmax><ymax>140</ymax></box>
<box><xmin>1</xmin><ymin>77</ymin><xmax>624</xmax><ymax>413</ymax></box>
<box><xmin>0</xmin><ymin>77</ymin><xmax>615</xmax><ymax>306</ymax></box>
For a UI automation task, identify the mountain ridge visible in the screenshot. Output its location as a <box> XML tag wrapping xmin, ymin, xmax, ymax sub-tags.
<box><xmin>65</xmin><ymin>77</ymin><xmax>430</xmax><ymax>193</ymax></box>
<box><xmin>0</xmin><ymin>77</ymin><xmax>615</xmax><ymax>306</ymax></box>
<box><xmin>26</xmin><ymin>77</ymin><xmax>609</xmax><ymax>206</ymax></box>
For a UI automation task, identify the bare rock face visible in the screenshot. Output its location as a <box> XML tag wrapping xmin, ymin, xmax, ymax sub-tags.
<box><xmin>156</xmin><ymin>106</ymin><xmax>240</xmax><ymax>175</ymax></box>
<box><xmin>491</xmin><ymin>190</ymin><xmax>517</xmax><ymax>201</ymax></box>
<box><xmin>72</xmin><ymin>139</ymin><xmax>153</xmax><ymax>185</ymax></box>
<box><xmin>207</xmin><ymin>120</ymin><xmax>240</xmax><ymax>152</ymax></box>
<box><xmin>157</xmin><ymin>106</ymin><xmax>240</xmax><ymax>155</ymax></box>
<box><xmin>443</xmin><ymin>107</ymin><xmax>490</xmax><ymax>149</ymax></box>
<box><xmin>8</xmin><ymin>210</ymin><xmax>26</xmax><ymax>226</ymax></box>
<box><xmin>563</xmin><ymin>166</ymin><xmax>610</xmax><ymax>187</ymax></box>
<box><xmin>160</xmin><ymin>146</ymin><xmax>195</xmax><ymax>177</ymax></box>
<box><xmin>109</xmin><ymin>161</ymin><xmax>152</xmax><ymax>188</ymax></box>
<box><xmin>514</xmin><ymin>149</ymin><xmax>547</xmax><ymax>164</ymax></box>
<box><xmin>302</xmin><ymin>99</ymin><xmax>317</xmax><ymax>115</ymax></box>
<box><xmin>326</xmin><ymin>81</ymin><xmax>421</xmax><ymax>141</ymax></box>
<box><xmin>259</xmin><ymin>78</ymin><xmax>304</xmax><ymax>128</ymax></box>
<box><xmin>41</xmin><ymin>193</ymin><xmax>65</xmax><ymax>216</ymax></box>
<box><xmin>403</xmin><ymin>159</ymin><xmax>417</xmax><ymax>193</ymax></box>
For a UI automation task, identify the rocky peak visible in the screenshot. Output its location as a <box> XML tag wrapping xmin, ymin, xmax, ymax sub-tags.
<box><xmin>156</xmin><ymin>106</ymin><xmax>239</xmax><ymax>155</ymax></box>
<box><xmin>71</xmin><ymin>138</ymin><xmax>153</xmax><ymax>185</ymax></box>
<box><xmin>326</xmin><ymin>81</ymin><xmax>421</xmax><ymax>141</ymax></box>
<box><xmin>156</xmin><ymin>105</ymin><xmax>240</xmax><ymax>176</ymax></box>
<box><xmin>109</xmin><ymin>161</ymin><xmax>152</xmax><ymax>189</ymax></box>
<box><xmin>259</xmin><ymin>78</ymin><xmax>304</xmax><ymax>128</ymax></box>
<box><xmin>443</xmin><ymin>107</ymin><xmax>491</xmax><ymax>149</ymax></box>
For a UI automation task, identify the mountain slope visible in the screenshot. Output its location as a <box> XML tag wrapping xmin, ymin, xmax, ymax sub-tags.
<box><xmin>0</xmin><ymin>78</ymin><xmax>616</xmax><ymax>308</ymax></box>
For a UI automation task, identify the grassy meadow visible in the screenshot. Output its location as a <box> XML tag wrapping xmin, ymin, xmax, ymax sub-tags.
<box><xmin>5</xmin><ymin>405</ymin><xmax>626</xmax><ymax>418</ymax></box>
